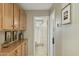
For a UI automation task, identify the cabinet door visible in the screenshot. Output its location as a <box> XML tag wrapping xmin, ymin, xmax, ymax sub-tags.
<box><xmin>9</xmin><ymin>47</ymin><xmax>22</xmax><ymax>56</ymax></box>
<box><xmin>0</xmin><ymin>4</ymin><xmax>3</xmax><ymax>29</ymax></box>
<box><xmin>20</xmin><ymin>9</ymin><xmax>26</xmax><ymax>30</ymax></box>
<box><xmin>19</xmin><ymin>9</ymin><xmax>23</xmax><ymax>30</ymax></box>
<box><xmin>3</xmin><ymin>3</ymin><xmax>13</xmax><ymax>30</ymax></box>
<box><xmin>23</xmin><ymin>12</ymin><xmax>26</xmax><ymax>30</ymax></box>
<box><xmin>21</xmin><ymin>41</ymin><xmax>28</xmax><ymax>56</ymax></box>
<box><xmin>9</xmin><ymin>52</ymin><xmax>17</xmax><ymax>56</ymax></box>
<box><xmin>21</xmin><ymin>42</ymin><xmax>26</xmax><ymax>56</ymax></box>
<box><xmin>17</xmin><ymin>46</ymin><xmax>22</xmax><ymax>56</ymax></box>
<box><xmin>14</xmin><ymin>4</ymin><xmax>20</xmax><ymax>30</ymax></box>
<box><xmin>26</xmin><ymin>40</ymin><xmax>28</xmax><ymax>56</ymax></box>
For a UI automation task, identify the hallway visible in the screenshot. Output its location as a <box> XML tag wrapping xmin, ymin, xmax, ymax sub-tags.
<box><xmin>22</xmin><ymin>3</ymin><xmax>79</xmax><ymax>56</ymax></box>
<box><xmin>0</xmin><ymin>3</ymin><xmax>79</xmax><ymax>56</ymax></box>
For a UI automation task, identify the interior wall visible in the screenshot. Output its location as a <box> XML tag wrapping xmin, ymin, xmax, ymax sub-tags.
<box><xmin>24</xmin><ymin>10</ymin><xmax>49</xmax><ymax>56</ymax></box>
<box><xmin>62</xmin><ymin>3</ymin><xmax>79</xmax><ymax>56</ymax></box>
<box><xmin>50</xmin><ymin>3</ymin><xmax>79</xmax><ymax>56</ymax></box>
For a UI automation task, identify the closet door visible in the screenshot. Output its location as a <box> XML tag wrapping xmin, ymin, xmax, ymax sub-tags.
<box><xmin>0</xmin><ymin>4</ymin><xmax>3</xmax><ymax>29</ymax></box>
<box><xmin>3</xmin><ymin>3</ymin><xmax>13</xmax><ymax>30</ymax></box>
<box><xmin>14</xmin><ymin>4</ymin><xmax>20</xmax><ymax>30</ymax></box>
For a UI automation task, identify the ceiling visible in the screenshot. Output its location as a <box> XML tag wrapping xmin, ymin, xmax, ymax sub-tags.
<box><xmin>18</xmin><ymin>3</ymin><xmax>53</xmax><ymax>10</ymax></box>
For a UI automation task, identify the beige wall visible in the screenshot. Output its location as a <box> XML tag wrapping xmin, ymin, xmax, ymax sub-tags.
<box><xmin>24</xmin><ymin>10</ymin><xmax>49</xmax><ymax>55</ymax></box>
<box><xmin>62</xmin><ymin>3</ymin><xmax>79</xmax><ymax>56</ymax></box>
<box><xmin>50</xmin><ymin>3</ymin><xmax>79</xmax><ymax>56</ymax></box>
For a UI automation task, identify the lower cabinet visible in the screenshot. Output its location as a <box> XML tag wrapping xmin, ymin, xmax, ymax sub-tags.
<box><xmin>9</xmin><ymin>50</ymin><xmax>18</xmax><ymax>56</ymax></box>
<box><xmin>16</xmin><ymin>46</ymin><xmax>22</xmax><ymax>56</ymax></box>
<box><xmin>0</xmin><ymin>40</ymin><xmax>28</xmax><ymax>56</ymax></box>
<box><xmin>8</xmin><ymin>40</ymin><xmax>28</xmax><ymax>56</ymax></box>
<box><xmin>21</xmin><ymin>42</ymin><xmax>27</xmax><ymax>56</ymax></box>
<box><xmin>9</xmin><ymin>47</ymin><xmax>22</xmax><ymax>56</ymax></box>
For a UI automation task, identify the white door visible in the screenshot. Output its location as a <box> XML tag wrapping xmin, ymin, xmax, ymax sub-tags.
<box><xmin>34</xmin><ymin>16</ymin><xmax>48</xmax><ymax>56</ymax></box>
<box><xmin>49</xmin><ymin>9</ymin><xmax>55</xmax><ymax>56</ymax></box>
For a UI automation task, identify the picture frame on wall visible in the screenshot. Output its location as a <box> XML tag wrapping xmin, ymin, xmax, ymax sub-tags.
<box><xmin>61</xmin><ymin>3</ymin><xmax>71</xmax><ymax>25</ymax></box>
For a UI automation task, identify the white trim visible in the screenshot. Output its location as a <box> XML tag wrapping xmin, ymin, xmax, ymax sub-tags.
<box><xmin>47</xmin><ymin>14</ymin><xmax>50</xmax><ymax>56</ymax></box>
<box><xmin>33</xmin><ymin>16</ymin><xmax>35</xmax><ymax>56</ymax></box>
<box><xmin>48</xmin><ymin>9</ymin><xmax>56</xmax><ymax>56</ymax></box>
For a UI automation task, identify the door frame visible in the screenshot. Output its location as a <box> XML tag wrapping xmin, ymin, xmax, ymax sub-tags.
<box><xmin>48</xmin><ymin>9</ymin><xmax>56</xmax><ymax>56</ymax></box>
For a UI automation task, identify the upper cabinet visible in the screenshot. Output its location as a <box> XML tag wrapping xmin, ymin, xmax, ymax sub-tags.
<box><xmin>3</xmin><ymin>3</ymin><xmax>13</xmax><ymax>30</ymax></box>
<box><xmin>19</xmin><ymin>9</ymin><xmax>26</xmax><ymax>30</ymax></box>
<box><xmin>0</xmin><ymin>3</ymin><xmax>26</xmax><ymax>31</ymax></box>
<box><xmin>13</xmin><ymin>4</ymin><xmax>20</xmax><ymax>30</ymax></box>
<box><xmin>23</xmin><ymin>12</ymin><xmax>26</xmax><ymax>30</ymax></box>
<box><xmin>0</xmin><ymin>4</ymin><xmax>3</xmax><ymax>29</ymax></box>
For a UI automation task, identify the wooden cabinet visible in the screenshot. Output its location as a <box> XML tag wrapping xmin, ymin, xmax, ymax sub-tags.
<box><xmin>9</xmin><ymin>50</ymin><xmax>18</xmax><ymax>56</ymax></box>
<box><xmin>0</xmin><ymin>3</ymin><xmax>26</xmax><ymax>30</ymax></box>
<box><xmin>13</xmin><ymin>4</ymin><xmax>27</xmax><ymax>30</ymax></box>
<box><xmin>26</xmin><ymin>39</ymin><xmax>28</xmax><ymax>56</ymax></box>
<box><xmin>9</xmin><ymin>47</ymin><xmax>22</xmax><ymax>56</ymax></box>
<box><xmin>13</xmin><ymin>4</ymin><xmax>20</xmax><ymax>30</ymax></box>
<box><xmin>17</xmin><ymin>46</ymin><xmax>22</xmax><ymax>56</ymax></box>
<box><xmin>3</xmin><ymin>3</ymin><xmax>13</xmax><ymax>30</ymax></box>
<box><xmin>0</xmin><ymin>40</ymin><xmax>28</xmax><ymax>56</ymax></box>
<box><xmin>21</xmin><ymin>41</ymin><xmax>28</xmax><ymax>56</ymax></box>
<box><xmin>23</xmin><ymin>12</ymin><xmax>26</xmax><ymax>30</ymax></box>
<box><xmin>0</xmin><ymin>4</ymin><xmax>3</xmax><ymax>29</ymax></box>
<box><xmin>9</xmin><ymin>52</ymin><xmax>16</xmax><ymax>56</ymax></box>
<box><xmin>20</xmin><ymin>9</ymin><xmax>26</xmax><ymax>30</ymax></box>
